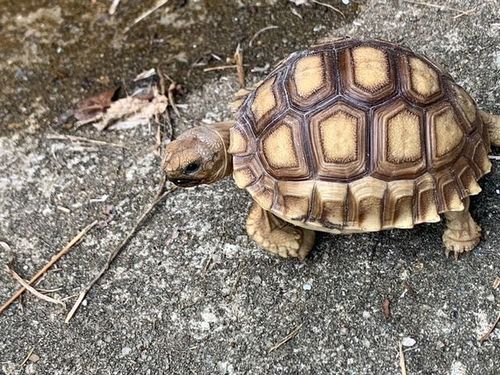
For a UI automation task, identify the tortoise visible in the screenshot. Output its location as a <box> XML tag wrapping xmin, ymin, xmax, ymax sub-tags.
<box><xmin>163</xmin><ymin>38</ymin><xmax>500</xmax><ymax>260</ymax></box>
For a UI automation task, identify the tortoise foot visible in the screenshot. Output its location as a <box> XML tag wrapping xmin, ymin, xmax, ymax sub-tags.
<box><xmin>246</xmin><ymin>202</ymin><xmax>315</xmax><ymax>260</ymax></box>
<box><xmin>443</xmin><ymin>200</ymin><xmax>481</xmax><ymax>260</ymax></box>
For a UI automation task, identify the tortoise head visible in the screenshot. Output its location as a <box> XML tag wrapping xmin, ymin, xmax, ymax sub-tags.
<box><xmin>162</xmin><ymin>123</ymin><xmax>232</xmax><ymax>187</ymax></box>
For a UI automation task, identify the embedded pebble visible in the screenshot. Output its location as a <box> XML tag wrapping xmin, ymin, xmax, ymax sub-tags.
<box><xmin>303</xmin><ymin>283</ymin><xmax>312</xmax><ymax>291</ymax></box>
<box><xmin>402</xmin><ymin>337</ymin><xmax>416</xmax><ymax>347</ymax></box>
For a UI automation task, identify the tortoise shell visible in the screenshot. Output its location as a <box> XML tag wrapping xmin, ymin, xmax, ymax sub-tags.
<box><xmin>228</xmin><ymin>38</ymin><xmax>491</xmax><ymax>232</ymax></box>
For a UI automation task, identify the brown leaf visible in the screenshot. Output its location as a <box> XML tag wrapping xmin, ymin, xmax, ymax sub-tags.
<box><xmin>74</xmin><ymin>87</ymin><xmax>120</xmax><ymax>122</ymax></box>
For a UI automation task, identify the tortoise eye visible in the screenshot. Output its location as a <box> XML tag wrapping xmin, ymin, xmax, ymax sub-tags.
<box><xmin>184</xmin><ymin>161</ymin><xmax>201</xmax><ymax>174</ymax></box>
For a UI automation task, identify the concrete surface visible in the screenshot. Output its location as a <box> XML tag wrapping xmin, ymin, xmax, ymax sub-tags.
<box><xmin>0</xmin><ymin>1</ymin><xmax>499</xmax><ymax>374</ymax></box>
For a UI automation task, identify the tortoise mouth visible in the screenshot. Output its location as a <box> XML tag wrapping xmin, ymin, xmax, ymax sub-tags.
<box><xmin>169</xmin><ymin>178</ymin><xmax>201</xmax><ymax>187</ymax></box>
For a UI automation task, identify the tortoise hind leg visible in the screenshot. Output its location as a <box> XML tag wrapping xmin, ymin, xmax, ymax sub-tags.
<box><xmin>480</xmin><ymin>110</ymin><xmax>500</xmax><ymax>146</ymax></box>
<box><xmin>442</xmin><ymin>198</ymin><xmax>481</xmax><ymax>259</ymax></box>
<box><xmin>246</xmin><ymin>202</ymin><xmax>315</xmax><ymax>260</ymax></box>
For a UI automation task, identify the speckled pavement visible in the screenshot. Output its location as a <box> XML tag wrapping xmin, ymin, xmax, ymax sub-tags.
<box><xmin>0</xmin><ymin>1</ymin><xmax>499</xmax><ymax>374</ymax></box>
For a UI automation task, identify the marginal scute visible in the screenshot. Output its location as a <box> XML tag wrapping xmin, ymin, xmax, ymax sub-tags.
<box><xmin>408</xmin><ymin>57</ymin><xmax>440</xmax><ymax>99</ymax></box>
<box><xmin>415</xmin><ymin>174</ymin><xmax>440</xmax><ymax>224</ymax></box>
<box><xmin>283</xmin><ymin>195</ymin><xmax>309</xmax><ymax>221</ymax></box>
<box><xmin>453</xmin><ymin>157</ymin><xmax>481</xmax><ymax>197</ymax></box>
<box><xmin>233</xmin><ymin>167</ymin><xmax>255</xmax><ymax>189</ymax></box>
<box><xmin>347</xmin><ymin>178</ymin><xmax>386</xmax><ymax>231</ymax></box>
<box><xmin>228</xmin><ymin>127</ymin><xmax>248</xmax><ymax>155</ymax></box>
<box><xmin>314</xmin><ymin>181</ymin><xmax>348</xmax><ymax>227</ymax></box>
<box><xmin>262</xmin><ymin>123</ymin><xmax>298</xmax><ymax>169</ymax></box>
<box><xmin>274</xmin><ymin>180</ymin><xmax>314</xmax><ymax>221</ymax></box>
<box><xmin>384</xmin><ymin>181</ymin><xmax>415</xmax><ymax>228</ymax></box>
<box><xmin>252</xmin><ymin>186</ymin><xmax>274</xmax><ymax>210</ymax></box>
<box><xmin>435</xmin><ymin>169</ymin><xmax>464</xmax><ymax>212</ymax></box>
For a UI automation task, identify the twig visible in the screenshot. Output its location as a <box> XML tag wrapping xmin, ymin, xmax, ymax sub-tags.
<box><xmin>157</xmin><ymin>66</ymin><xmax>166</xmax><ymax>96</ymax></box>
<box><xmin>168</xmin><ymin>83</ymin><xmax>181</xmax><ymax>118</ymax></box>
<box><xmin>109</xmin><ymin>0</ymin><xmax>121</xmax><ymax>15</ymax></box>
<box><xmin>493</xmin><ymin>277</ymin><xmax>500</xmax><ymax>289</ymax></box>
<box><xmin>0</xmin><ymin>221</ymin><xmax>98</xmax><ymax>315</ymax></box>
<box><xmin>488</xmin><ymin>155</ymin><xmax>500</xmax><ymax>160</ymax></box>
<box><xmin>157</xmin><ymin>70</ymin><xmax>175</xmax><ymax>142</ymax></box>
<box><xmin>65</xmin><ymin>186</ymin><xmax>177</xmax><ymax>323</ymax></box>
<box><xmin>479</xmin><ymin>312</ymin><xmax>500</xmax><ymax>342</ymax></box>
<box><xmin>123</xmin><ymin>0</ymin><xmax>170</xmax><ymax>34</ymax></box>
<box><xmin>399</xmin><ymin>341</ymin><xmax>408</xmax><ymax>375</ymax></box>
<box><xmin>311</xmin><ymin>0</ymin><xmax>345</xmax><ymax>18</ymax></box>
<box><xmin>268</xmin><ymin>323</ymin><xmax>303</xmax><ymax>352</ymax></box>
<box><xmin>203</xmin><ymin>65</ymin><xmax>239</xmax><ymax>72</ymax></box>
<box><xmin>46</xmin><ymin>134</ymin><xmax>128</xmax><ymax>149</ymax></box>
<box><xmin>404</xmin><ymin>0</ymin><xmax>475</xmax><ymax>19</ymax></box>
<box><xmin>5</xmin><ymin>266</ymin><xmax>65</xmax><ymax>308</ymax></box>
<box><xmin>234</xmin><ymin>44</ymin><xmax>245</xmax><ymax>88</ymax></box>
<box><xmin>249</xmin><ymin>25</ymin><xmax>279</xmax><ymax>47</ymax></box>
<box><xmin>19</xmin><ymin>347</ymin><xmax>34</xmax><ymax>367</ymax></box>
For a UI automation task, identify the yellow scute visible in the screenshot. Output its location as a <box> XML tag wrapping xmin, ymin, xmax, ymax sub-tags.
<box><xmin>262</xmin><ymin>124</ymin><xmax>299</xmax><ymax>169</ymax></box>
<box><xmin>294</xmin><ymin>55</ymin><xmax>325</xmax><ymax>98</ymax></box>
<box><xmin>387</xmin><ymin>110</ymin><xmax>422</xmax><ymax>163</ymax></box>
<box><xmin>352</xmin><ymin>46</ymin><xmax>389</xmax><ymax>91</ymax></box>
<box><xmin>409</xmin><ymin>57</ymin><xmax>440</xmax><ymax>98</ymax></box>
<box><xmin>434</xmin><ymin>107</ymin><xmax>464</xmax><ymax>157</ymax></box>
<box><xmin>319</xmin><ymin>111</ymin><xmax>358</xmax><ymax>163</ymax></box>
<box><xmin>251</xmin><ymin>78</ymin><xmax>277</xmax><ymax>121</ymax></box>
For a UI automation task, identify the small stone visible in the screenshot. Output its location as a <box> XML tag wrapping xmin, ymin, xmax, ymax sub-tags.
<box><xmin>121</xmin><ymin>347</ymin><xmax>131</xmax><ymax>356</ymax></box>
<box><xmin>28</xmin><ymin>353</ymin><xmax>40</xmax><ymax>363</ymax></box>
<box><xmin>362</xmin><ymin>311</ymin><xmax>371</xmax><ymax>319</ymax></box>
<box><xmin>199</xmin><ymin>321</ymin><xmax>210</xmax><ymax>331</ymax></box>
<box><xmin>341</xmin><ymin>0</ymin><xmax>350</xmax><ymax>4</ymax></box>
<box><xmin>347</xmin><ymin>358</ymin><xmax>354</xmax><ymax>365</ymax></box>
<box><xmin>201</xmin><ymin>311</ymin><xmax>217</xmax><ymax>323</ymax></box>
<box><xmin>252</xmin><ymin>276</ymin><xmax>262</xmax><ymax>285</ymax></box>
<box><xmin>402</xmin><ymin>337</ymin><xmax>416</xmax><ymax>347</ymax></box>
<box><xmin>25</xmin><ymin>364</ymin><xmax>36</xmax><ymax>375</ymax></box>
<box><xmin>303</xmin><ymin>283</ymin><xmax>312</xmax><ymax>291</ymax></box>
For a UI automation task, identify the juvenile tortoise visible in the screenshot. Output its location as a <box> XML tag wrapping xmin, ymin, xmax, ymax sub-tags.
<box><xmin>163</xmin><ymin>38</ymin><xmax>500</xmax><ymax>260</ymax></box>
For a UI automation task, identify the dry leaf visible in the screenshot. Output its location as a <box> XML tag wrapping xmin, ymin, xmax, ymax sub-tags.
<box><xmin>99</xmin><ymin>91</ymin><xmax>169</xmax><ymax>131</ymax></box>
<box><xmin>74</xmin><ymin>87</ymin><xmax>120</xmax><ymax>123</ymax></box>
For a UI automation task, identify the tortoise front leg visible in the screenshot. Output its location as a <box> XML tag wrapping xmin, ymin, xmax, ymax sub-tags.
<box><xmin>246</xmin><ymin>202</ymin><xmax>315</xmax><ymax>260</ymax></box>
<box><xmin>442</xmin><ymin>198</ymin><xmax>481</xmax><ymax>259</ymax></box>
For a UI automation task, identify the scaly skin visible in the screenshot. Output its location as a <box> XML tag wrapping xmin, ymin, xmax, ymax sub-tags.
<box><xmin>442</xmin><ymin>198</ymin><xmax>482</xmax><ymax>259</ymax></box>
<box><xmin>246</xmin><ymin>202</ymin><xmax>315</xmax><ymax>260</ymax></box>
<box><xmin>481</xmin><ymin>110</ymin><xmax>500</xmax><ymax>147</ymax></box>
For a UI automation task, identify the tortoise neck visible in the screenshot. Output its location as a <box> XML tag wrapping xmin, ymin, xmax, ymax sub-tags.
<box><xmin>203</xmin><ymin>121</ymin><xmax>234</xmax><ymax>180</ymax></box>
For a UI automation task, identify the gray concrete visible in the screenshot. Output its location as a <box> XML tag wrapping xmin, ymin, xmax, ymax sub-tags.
<box><xmin>0</xmin><ymin>1</ymin><xmax>499</xmax><ymax>374</ymax></box>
